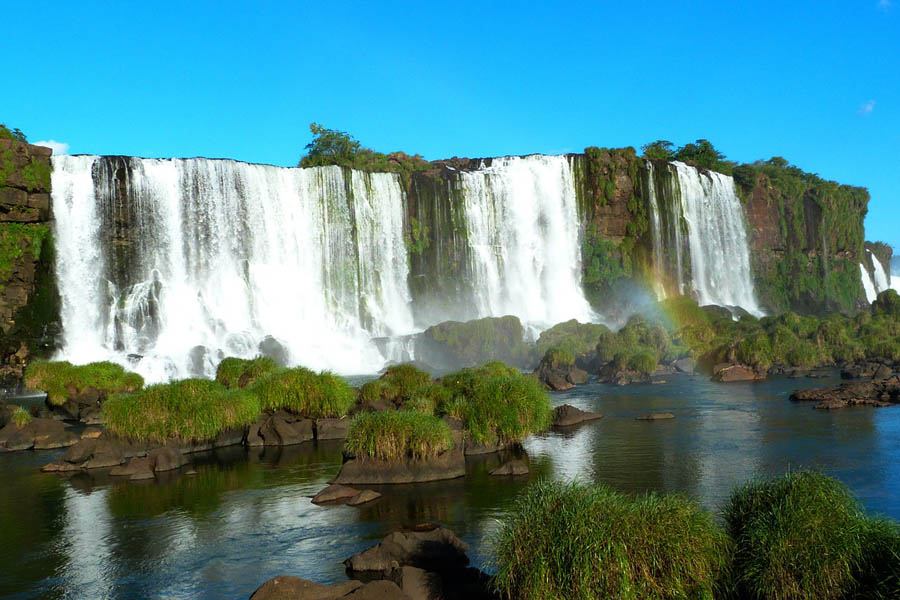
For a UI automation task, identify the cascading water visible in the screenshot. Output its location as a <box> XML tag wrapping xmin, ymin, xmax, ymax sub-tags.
<box><xmin>51</xmin><ymin>156</ymin><xmax>414</xmax><ymax>382</ymax></box>
<box><xmin>456</xmin><ymin>155</ymin><xmax>594</xmax><ymax>329</ymax></box>
<box><xmin>869</xmin><ymin>250</ymin><xmax>890</xmax><ymax>293</ymax></box>
<box><xmin>671</xmin><ymin>161</ymin><xmax>762</xmax><ymax>315</ymax></box>
<box><xmin>860</xmin><ymin>263</ymin><xmax>878</xmax><ymax>303</ymax></box>
<box><xmin>644</xmin><ymin>161</ymin><xmax>667</xmax><ymax>300</ymax></box>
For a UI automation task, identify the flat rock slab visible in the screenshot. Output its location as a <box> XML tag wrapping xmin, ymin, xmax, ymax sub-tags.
<box><xmin>637</xmin><ymin>412</ymin><xmax>675</xmax><ymax>421</ymax></box>
<box><xmin>712</xmin><ymin>364</ymin><xmax>766</xmax><ymax>382</ymax></box>
<box><xmin>312</xmin><ymin>484</ymin><xmax>361</xmax><ymax>505</ymax></box>
<box><xmin>347</xmin><ymin>489</ymin><xmax>382</xmax><ymax>506</ymax></box>
<box><xmin>334</xmin><ymin>449</ymin><xmax>465</xmax><ymax>485</ymax></box>
<box><xmin>0</xmin><ymin>418</ymin><xmax>79</xmax><ymax>452</ymax></box>
<box><xmin>552</xmin><ymin>404</ymin><xmax>603</xmax><ymax>427</ymax></box>
<box><xmin>250</xmin><ymin>576</ymin><xmax>411</xmax><ymax>600</ymax></box>
<box><xmin>489</xmin><ymin>459</ymin><xmax>529</xmax><ymax>476</ymax></box>
<box><xmin>791</xmin><ymin>377</ymin><xmax>899</xmax><ymax>409</ymax></box>
<box><xmin>345</xmin><ymin>524</ymin><xmax>469</xmax><ymax>575</ymax></box>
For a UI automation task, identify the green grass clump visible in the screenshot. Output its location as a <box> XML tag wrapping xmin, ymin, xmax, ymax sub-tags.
<box><xmin>345</xmin><ymin>410</ymin><xmax>453</xmax><ymax>461</ymax></box>
<box><xmin>249</xmin><ymin>367</ymin><xmax>355</xmax><ymax>418</ymax></box>
<box><xmin>11</xmin><ymin>406</ymin><xmax>32</xmax><ymax>428</ymax></box>
<box><xmin>358</xmin><ymin>363</ymin><xmax>436</xmax><ymax>412</ymax></box>
<box><xmin>103</xmin><ymin>379</ymin><xmax>260</xmax><ymax>443</ymax></box>
<box><xmin>535</xmin><ymin>320</ymin><xmax>612</xmax><ymax>360</ymax></box>
<box><xmin>492</xmin><ymin>480</ymin><xmax>730</xmax><ymax>600</ymax></box>
<box><xmin>541</xmin><ymin>346</ymin><xmax>575</xmax><ymax>369</ymax></box>
<box><xmin>852</xmin><ymin>518</ymin><xmax>900</xmax><ymax>599</ymax></box>
<box><xmin>215</xmin><ymin>356</ymin><xmax>279</xmax><ymax>389</ymax></box>
<box><xmin>24</xmin><ymin>360</ymin><xmax>144</xmax><ymax>406</ymax></box>
<box><xmin>437</xmin><ymin>362</ymin><xmax>552</xmax><ymax>446</ymax></box>
<box><xmin>723</xmin><ymin>471</ymin><xmax>868</xmax><ymax>599</ymax></box>
<box><xmin>627</xmin><ymin>349</ymin><xmax>658</xmax><ymax>375</ymax></box>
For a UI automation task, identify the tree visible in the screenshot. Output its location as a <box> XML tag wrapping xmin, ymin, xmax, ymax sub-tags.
<box><xmin>641</xmin><ymin>140</ymin><xmax>675</xmax><ymax>160</ymax></box>
<box><xmin>673</xmin><ymin>139</ymin><xmax>726</xmax><ymax>170</ymax></box>
<box><xmin>0</xmin><ymin>124</ymin><xmax>27</xmax><ymax>143</ymax></box>
<box><xmin>299</xmin><ymin>123</ymin><xmax>361</xmax><ymax>167</ymax></box>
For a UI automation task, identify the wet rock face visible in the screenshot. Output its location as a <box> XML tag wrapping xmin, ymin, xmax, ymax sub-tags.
<box><xmin>712</xmin><ymin>363</ymin><xmax>766</xmax><ymax>383</ymax></box>
<box><xmin>552</xmin><ymin>404</ymin><xmax>603</xmax><ymax>428</ymax></box>
<box><xmin>0</xmin><ymin>416</ymin><xmax>78</xmax><ymax>451</ymax></box>
<box><xmin>791</xmin><ymin>376</ymin><xmax>900</xmax><ymax>410</ymax></box>
<box><xmin>536</xmin><ymin>362</ymin><xmax>589</xmax><ymax>391</ymax></box>
<box><xmin>344</xmin><ymin>524</ymin><xmax>470</xmax><ymax>576</ymax></box>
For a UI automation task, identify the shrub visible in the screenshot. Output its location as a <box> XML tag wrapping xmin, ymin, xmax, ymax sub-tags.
<box><xmin>358</xmin><ymin>363</ymin><xmax>435</xmax><ymax>411</ymax></box>
<box><xmin>437</xmin><ymin>363</ymin><xmax>552</xmax><ymax>446</ymax></box>
<box><xmin>542</xmin><ymin>346</ymin><xmax>575</xmax><ymax>369</ymax></box>
<box><xmin>215</xmin><ymin>356</ymin><xmax>278</xmax><ymax>389</ymax></box>
<box><xmin>723</xmin><ymin>471</ymin><xmax>868</xmax><ymax>599</ymax></box>
<box><xmin>345</xmin><ymin>410</ymin><xmax>453</xmax><ymax>461</ymax></box>
<box><xmin>24</xmin><ymin>360</ymin><xmax>144</xmax><ymax>406</ymax></box>
<box><xmin>627</xmin><ymin>349</ymin><xmax>658</xmax><ymax>375</ymax></box>
<box><xmin>103</xmin><ymin>379</ymin><xmax>260</xmax><ymax>443</ymax></box>
<box><xmin>249</xmin><ymin>367</ymin><xmax>355</xmax><ymax>418</ymax></box>
<box><xmin>535</xmin><ymin>320</ymin><xmax>612</xmax><ymax>359</ymax></box>
<box><xmin>492</xmin><ymin>480</ymin><xmax>730</xmax><ymax>600</ymax></box>
<box><xmin>11</xmin><ymin>406</ymin><xmax>31</xmax><ymax>428</ymax></box>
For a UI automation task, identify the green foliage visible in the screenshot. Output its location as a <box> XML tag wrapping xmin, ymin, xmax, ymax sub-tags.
<box><xmin>0</xmin><ymin>124</ymin><xmax>27</xmax><ymax>142</ymax></box>
<box><xmin>852</xmin><ymin>518</ymin><xmax>900</xmax><ymax>599</ymax></box>
<box><xmin>22</xmin><ymin>159</ymin><xmax>51</xmax><ymax>192</ymax></box>
<box><xmin>358</xmin><ymin>363</ymin><xmax>437</xmax><ymax>412</ymax></box>
<box><xmin>11</xmin><ymin>406</ymin><xmax>31</xmax><ymax>428</ymax></box>
<box><xmin>406</xmin><ymin>216</ymin><xmax>430</xmax><ymax>255</ymax></box>
<box><xmin>628</xmin><ymin>349</ymin><xmax>658</xmax><ymax>375</ymax></box>
<box><xmin>248</xmin><ymin>367</ymin><xmax>356</xmax><ymax>418</ymax></box>
<box><xmin>24</xmin><ymin>360</ymin><xmax>143</xmax><ymax>406</ymax></box>
<box><xmin>492</xmin><ymin>480</ymin><xmax>730</xmax><ymax>600</ymax></box>
<box><xmin>103</xmin><ymin>379</ymin><xmax>260</xmax><ymax>443</ymax></box>
<box><xmin>214</xmin><ymin>356</ymin><xmax>279</xmax><ymax>389</ymax></box>
<box><xmin>873</xmin><ymin>289</ymin><xmax>900</xmax><ymax>318</ymax></box>
<box><xmin>581</xmin><ymin>225</ymin><xmax>628</xmax><ymax>301</ymax></box>
<box><xmin>436</xmin><ymin>363</ymin><xmax>552</xmax><ymax>445</ymax></box>
<box><xmin>0</xmin><ymin>224</ymin><xmax>51</xmax><ymax>290</ymax></box>
<box><xmin>723</xmin><ymin>471</ymin><xmax>868</xmax><ymax>599</ymax></box>
<box><xmin>673</xmin><ymin>138</ymin><xmax>735</xmax><ymax>174</ymax></box>
<box><xmin>542</xmin><ymin>347</ymin><xmax>575</xmax><ymax>369</ymax></box>
<box><xmin>595</xmin><ymin>314</ymin><xmax>680</xmax><ymax>371</ymax></box>
<box><xmin>345</xmin><ymin>410</ymin><xmax>453</xmax><ymax>461</ymax></box>
<box><xmin>423</xmin><ymin>315</ymin><xmax>530</xmax><ymax>368</ymax></box>
<box><xmin>535</xmin><ymin>319</ymin><xmax>612</xmax><ymax>359</ymax></box>
<box><xmin>640</xmin><ymin>139</ymin><xmax>675</xmax><ymax>160</ymax></box>
<box><xmin>298</xmin><ymin>122</ymin><xmax>430</xmax><ymax>186</ymax></box>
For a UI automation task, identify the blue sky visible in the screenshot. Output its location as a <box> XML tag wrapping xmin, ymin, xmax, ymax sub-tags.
<box><xmin>4</xmin><ymin>1</ymin><xmax>898</xmax><ymax>247</ymax></box>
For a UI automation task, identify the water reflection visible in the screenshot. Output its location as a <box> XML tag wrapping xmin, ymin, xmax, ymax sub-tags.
<box><xmin>0</xmin><ymin>372</ymin><xmax>897</xmax><ymax>598</ymax></box>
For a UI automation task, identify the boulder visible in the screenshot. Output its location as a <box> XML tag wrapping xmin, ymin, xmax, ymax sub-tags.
<box><xmin>42</xmin><ymin>434</ymin><xmax>148</xmax><ymax>472</ymax></box>
<box><xmin>252</xmin><ymin>411</ymin><xmax>315</xmax><ymax>446</ymax></box>
<box><xmin>344</xmin><ymin>524</ymin><xmax>469</xmax><ymax>575</ymax></box>
<box><xmin>347</xmin><ymin>489</ymin><xmax>382</xmax><ymax>506</ymax></box>
<box><xmin>637</xmin><ymin>412</ymin><xmax>675</xmax><ymax>421</ymax></box>
<box><xmin>0</xmin><ymin>417</ymin><xmax>79</xmax><ymax>451</ymax></box>
<box><xmin>315</xmin><ymin>417</ymin><xmax>350</xmax><ymax>440</ymax></box>
<box><xmin>535</xmin><ymin>362</ymin><xmax>589</xmax><ymax>391</ymax></box>
<box><xmin>148</xmin><ymin>445</ymin><xmax>187</xmax><ymax>472</ymax></box>
<box><xmin>334</xmin><ymin>448</ymin><xmax>465</xmax><ymax>485</ymax></box>
<box><xmin>312</xmin><ymin>484</ymin><xmax>361</xmax><ymax>505</ymax></box>
<box><xmin>109</xmin><ymin>456</ymin><xmax>155</xmax><ymax>480</ymax></box>
<box><xmin>712</xmin><ymin>364</ymin><xmax>765</xmax><ymax>383</ymax></box>
<box><xmin>552</xmin><ymin>404</ymin><xmax>603</xmax><ymax>427</ymax></box>
<box><xmin>790</xmin><ymin>377</ymin><xmax>899</xmax><ymax>410</ymax></box>
<box><xmin>489</xmin><ymin>459</ymin><xmax>529</xmax><ymax>476</ymax></box>
<box><xmin>249</xmin><ymin>576</ymin><xmax>364</xmax><ymax>600</ymax></box>
<box><xmin>396</xmin><ymin>566</ymin><xmax>440</xmax><ymax>600</ymax></box>
<box><xmin>673</xmin><ymin>358</ymin><xmax>695</xmax><ymax>374</ymax></box>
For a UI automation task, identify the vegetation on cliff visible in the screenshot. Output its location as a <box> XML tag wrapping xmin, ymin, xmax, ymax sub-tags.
<box><xmin>0</xmin><ymin>223</ymin><xmax>51</xmax><ymax>291</ymax></box>
<box><xmin>103</xmin><ymin>379</ymin><xmax>259</xmax><ymax>443</ymax></box>
<box><xmin>24</xmin><ymin>360</ymin><xmax>143</xmax><ymax>406</ymax></box>
<box><xmin>0</xmin><ymin>124</ymin><xmax>27</xmax><ymax>143</ymax></box>
<box><xmin>345</xmin><ymin>410</ymin><xmax>453</xmax><ymax>461</ymax></box>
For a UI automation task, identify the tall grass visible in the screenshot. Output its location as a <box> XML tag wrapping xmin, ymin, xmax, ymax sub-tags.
<box><xmin>11</xmin><ymin>406</ymin><xmax>32</xmax><ymax>428</ymax></box>
<box><xmin>723</xmin><ymin>471</ymin><xmax>868</xmax><ymax>599</ymax></box>
<box><xmin>215</xmin><ymin>356</ymin><xmax>278</xmax><ymax>389</ymax></box>
<box><xmin>492</xmin><ymin>480</ymin><xmax>730</xmax><ymax>599</ymax></box>
<box><xmin>852</xmin><ymin>517</ymin><xmax>900</xmax><ymax>599</ymax></box>
<box><xmin>103</xmin><ymin>379</ymin><xmax>260</xmax><ymax>443</ymax></box>
<box><xmin>248</xmin><ymin>367</ymin><xmax>355</xmax><ymax>418</ymax></box>
<box><xmin>437</xmin><ymin>362</ymin><xmax>552</xmax><ymax>445</ymax></box>
<box><xmin>24</xmin><ymin>360</ymin><xmax>144</xmax><ymax>406</ymax></box>
<box><xmin>358</xmin><ymin>363</ymin><xmax>435</xmax><ymax>412</ymax></box>
<box><xmin>345</xmin><ymin>410</ymin><xmax>453</xmax><ymax>461</ymax></box>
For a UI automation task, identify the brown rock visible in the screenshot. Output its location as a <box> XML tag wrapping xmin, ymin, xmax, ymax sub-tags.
<box><xmin>110</xmin><ymin>456</ymin><xmax>155</xmax><ymax>480</ymax></box>
<box><xmin>552</xmin><ymin>404</ymin><xmax>603</xmax><ymax>427</ymax></box>
<box><xmin>149</xmin><ymin>445</ymin><xmax>186</xmax><ymax>472</ymax></box>
<box><xmin>344</xmin><ymin>524</ymin><xmax>469</xmax><ymax>575</ymax></box>
<box><xmin>712</xmin><ymin>364</ymin><xmax>765</xmax><ymax>382</ymax></box>
<box><xmin>347</xmin><ymin>489</ymin><xmax>382</xmax><ymax>506</ymax></box>
<box><xmin>0</xmin><ymin>418</ymin><xmax>78</xmax><ymax>451</ymax></box>
<box><xmin>396</xmin><ymin>566</ymin><xmax>440</xmax><ymax>600</ymax></box>
<box><xmin>637</xmin><ymin>412</ymin><xmax>675</xmax><ymax>421</ymax></box>
<box><xmin>81</xmin><ymin>427</ymin><xmax>103</xmax><ymax>439</ymax></box>
<box><xmin>249</xmin><ymin>576</ymin><xmax>363</xmax><ymax>600</ymax></box>
<box><xmin>316</xmin><ymin>417</ymin><xmax>349</xmax><ymax>440</ymax></box>
<box><xmin>312</xmin><ymin>484</ymin><xmax>360</xmax><ymax>505</ymax></box>
<box><xmin>335</xmin><ymin>448</ymin><xmax>465</xmax><ymax>485</ymax></box>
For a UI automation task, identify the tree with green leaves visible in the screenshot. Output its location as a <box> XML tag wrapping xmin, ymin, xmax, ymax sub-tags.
<box><xmin>674</xmin><ymin>138</ymin><xmax>728</xmax><ymax>170</ymax></box>
<box><xmin>0</xmin><ymin>124</ymin><xmax>27</xmax><ymax>142</ymax></box>
<box><xmin>641</xmin><ymin>139</ymin><xmax>675</xmax><ymax>160</ymax></box>
<box><xmin>298</xmin><ymin>123</ymin><xmax>362</xmax><ymax>167</ymax></box>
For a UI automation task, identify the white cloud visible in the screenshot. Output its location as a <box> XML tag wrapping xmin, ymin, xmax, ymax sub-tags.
<box><xmin>33</xmin><ymin>140</ymin><xmax>69</xmax><ymax>155</ymax></box>
<box><xmin>859</xmin><ymin>100</ymin><xmax>876</xmax><ymax>115</ymax></box>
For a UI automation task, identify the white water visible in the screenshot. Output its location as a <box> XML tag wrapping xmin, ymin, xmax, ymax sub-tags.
<box><xmin>51</xmin><ymin>157</ymin><xmax>414</xmax><ymax>382</ymax></box>
<box><xmin>869</xmin><ymin>250</ymin><xmax>890</xmax><ymax>293</ymax></box>
<box><xmin>860</xmin><ymin>263</ymin><xmax>878</xmax><ymax>303</ymax></box>
<box><xmin>645</xmin><ymin>161</ymin><xmax>667</xmax><ymax>300</ymax></box>
<box><xmin>457</xmin><ymin>155</ymin><xmax>594</xmax><ymax>329</ymax></box>
<box><xmin>672</xmin><ymin>161</ymin><xmax>762</xmax><ymax>315</ymax></box>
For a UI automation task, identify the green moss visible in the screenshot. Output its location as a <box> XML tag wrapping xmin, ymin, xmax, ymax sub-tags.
<box><xmin>103</xmin><ymin>379</ymin><xmax>260</xmax><ymax>443</ymax></box>
<box><xmin>492</xmin><ymin>480</ymin><xmax>731</xmax><ymax>600</ymax></box>
<box><xmin>358</xmin><ymin>363</ymin><xmax>436</xmax><ymax>412</ymax></box>
<box><xmin>248</xmin><ymin>367</ymin><xmax>355</xmax><ymax>418</ymax></box>
<box><xmin>21</xmin><ymin>158</ymin><xmax>51</xmax><ymax>192</ymax></box>
<box><xmin>422</xmin><ymin>315</ymin><xmax>530</xmax><ymax>368</ymax></box>
<box><xmin>405</xmin><ymin>216</ymin><xmax>430</xmax><ymax>255</ymax></box>
<box><xmin>542</xmin><ymin>347</ymin><xmax>575</xmax><ymax>369</ymax></box>
<box><xmin>345</xmin><ymin>410</ymin><xmax>453</xmax><ymax>461</ymax></box>
<box><xmin>0</xmin><ymin>224</ymin><xmax>51</xmax><ymax>290</ymax></box>
<box><xmin>24</xmin><ymin>360</ymin><xmax>144</xmax><ymax>406</ymax></box>
<box><xmin>215</xmin><ymin>356</ymin><xmax>279</xmax><ymax>389</ymax></box>
<box><xmin>535</xmin><ymin>320</ymin><xmax>612</xmax><ymax>360</ymax></box>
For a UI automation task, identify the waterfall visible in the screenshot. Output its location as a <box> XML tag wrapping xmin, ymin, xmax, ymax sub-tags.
<box><xmin>671</xmin><ymin>161</ymin><xmax>762</xmax><ymax>315</ymax></box>
<box><xmin>457</xmin><ymin>155</ymin><xmax>593</xmax><ymax>329</ymax></box>
<box><xmin>869</xmin><ymin>250</ymin><xmax>890</xmax><ymax>293</ymax></box>
<box><xmin>644</xmin><ymin>161</ymin><xmax>667</xmax><ymax>299</ymax></box>
<box><xmin>51</xmin><ymin>156</ymin><xmax>414</xmax><ymax>382</ymax></box>
<box><xmin>860</xmin><ymin>263</ymin><xmax>878</xmax><ymax>303</ymax></box>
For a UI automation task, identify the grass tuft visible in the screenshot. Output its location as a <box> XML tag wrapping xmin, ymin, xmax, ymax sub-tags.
<box><xmin>103</xmin><ymin>379</ymin><xmax>260</xmax><ymax>443</ymax></box>
<box><xmin>24</xmin><ymin>360</ymin><xmax>144</xmax><ymax>406</ymax></box>
<box><xmin>215</xmin><ymin>356</ymin><xmax>279</xmax><ymax>389</ymax></box>
<box><xmin>11</xmin><ymin>406</ymin><xmax>32</xmax><ymax>428</ymax></box>
<box><xmin>358</xmin><ymin>363</ymin><xmax>435</xmax><ymax>412</ymax></box>
<box><xmin>248</xmin><ymin>367</ymin><xmax>355</xmax><ymax>418</ymax></box>
<box><xmin>492</xmin><ymin>480</ymin><xmax>730</xmax><ymax>599</ymax></box>
<box><xmin>345</xmin><ymin>410</ymin><xmax>453</xmax><ymax>461</ymax></box>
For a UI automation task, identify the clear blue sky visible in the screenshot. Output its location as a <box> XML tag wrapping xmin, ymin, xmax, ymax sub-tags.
<box><xmin>3</xmin><ymin>1</ymin><xmax>898</xmax><ymax>248</ymax></box>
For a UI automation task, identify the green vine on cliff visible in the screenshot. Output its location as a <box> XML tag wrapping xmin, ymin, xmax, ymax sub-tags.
<box><xmin>0</xmin><ymin>224</ymin><xmax>51</xmax><ymax>290</ymax></box>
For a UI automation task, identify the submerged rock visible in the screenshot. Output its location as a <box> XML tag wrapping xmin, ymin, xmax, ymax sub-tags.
<box><xmin>489</xmin><ymin>459</ymin><xmax>529</xmax><ymax>476</ymax></box>
<box><xmin>334</xmin><ymin>448</ymin><xmax>465</xmax><ymax>485</ymax></box>
<box><xmin>552</xmin><ymin>404</ymin><xmax>603</xmax><ymax>427</ymax></box>
<box><xmin>790</xmin><ymin>376</ymin><xmax>899</xmax><ymax>410</ymax></box>
<box><xmin>637</xmin><ymin>412</ymin><xmax>675</xmax><ymax>421</ymax></box>
<box><xmin>311</xmin><ymin>484</ymin><xmax>361</xmax><ymax>505</ymax></box>
<box><xmin>347</xmin><ymin>489</ymin><xmax>382</xmax><ymax>506</ymax></box>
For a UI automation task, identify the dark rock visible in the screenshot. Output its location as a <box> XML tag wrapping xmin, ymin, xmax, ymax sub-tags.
<box><xmin>712</xmin><ymin>364</ymin><xmax>766</xmax><ymax>383</ymax></box>
<box><xmin>347</xmin><ymin>489</ymin><xmax>382</xmax><ymax>506</ymax></box>
<box><xmin>0</xmin><ymin>417</ymin><xmax>78</xmax><ymax>451</ymax></box>
<box><xmin>344</xmin><ymin>524</ymin><xmax>469</xmax><ymax>575</ymax></box>
<box><xmin>598</xmin><ymin>363</ymin><xmax>650</xmax><ymax>385</ymax></box>
<box><xmin>213</xmin><ymin>428</ymin><xmax>246</xmax><ymax>448</ymax></box>
<box><xmin>312</xmin><ymin>484</ymin><xmax>361</xmax><ymax>505</ymax></box>
<box><xmin>874</xmin><ymin>364</ymin><xmax>893</xmax><ymax>380</ymax></box>
<box><xmin>316</xmin><ymin>417</ymin><xmax>350</xmax><ymax>440</ymax></box>
<box><xmin>258</xmin><ymin>336</ymin><xmax>289</xmax><ymax>366</ymax></box>
<box><xmin>637</xmin><ymin>412</ymin><xmax>675</xmax><ymax>421</ymax></box>
<box><xmin>42</xmin><ymin>434</ymin><xmax>149</xmax><ymax>472</ymax></box>
<box><xmin>255</xmin><ymin>411</ymin><xmax>315</xmax><ymax>446</ymax></box>
<box><xmin>396</xmin><ymin>566</ymin><xmax>440</xmax><ymax>600</ymax></box>
<box><xmin>489</xmin><ymin>459</ymin><xmax>529</xmax><ymax>476</ymax></box>
<box><xmin>790</xmin><ymin>377</ymin><xmax>899</xmax><ymax>410</ymax></box>
<box><xmin>334</xmin><ymin>448</ymin><xmax>465</xmax><ymax>485</ymax></box>
<box><xmin>110</xmin><ymin>456</ymin><xmax>155</xmax><ymax>480</ymax></box>
<box><xmin>552</xmin><ymin>404</ymin><xmax>603</xmax><ymax>427</ymax></box>
<box><xmin>673</xmin><ymin>358</ymin><xmax>696</xmax><ymax>374</ymax></box>
<box><xmin>463</xmin><ymin>437</ymin><xmax>509</xmax><ymax>456</ymax></box>
<box><xmin>149</xmin><ymin>445</ymin><xmax>187</xmax><ymax>472</ymax></box>
<box><xmin>249</xmin><ymin>576</ymin><xmax>364</xmax><ymax>600</ymax></box>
